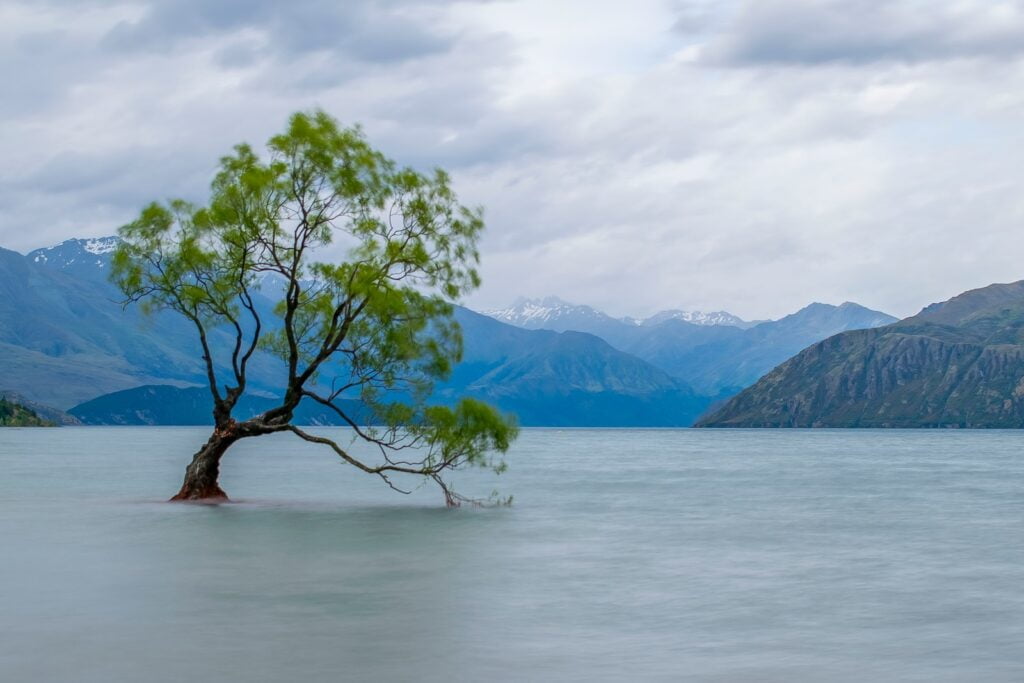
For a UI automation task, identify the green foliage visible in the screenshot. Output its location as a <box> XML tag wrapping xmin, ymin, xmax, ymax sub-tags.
<box><xmin>0</xmin><ymin>398</ymin><xmax>54</xmax><ymax>427</ymax></box>
<box><xmin>112</xmin><ymin>110</ymin><xmax>517</xmax><ymax>495</ymax></box>
<box><xmin>423</xmin><ymin>397</ymin><xmax>518</xmax><ymax>470</ymax></box>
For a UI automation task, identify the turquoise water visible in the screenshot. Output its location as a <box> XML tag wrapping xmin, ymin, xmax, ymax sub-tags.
<box><xmin>2</xmin><ymin>428</ymin><xmax>1024</xmax><ymax>681</ymax></box>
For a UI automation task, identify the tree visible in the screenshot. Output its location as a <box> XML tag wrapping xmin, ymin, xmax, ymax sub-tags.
<box><xmin>112</xmin><ymin>110</ymin><xmax>517</xmax><ymax>505</ymax></box>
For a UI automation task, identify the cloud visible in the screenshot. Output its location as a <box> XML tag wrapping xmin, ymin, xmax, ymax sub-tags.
<box><xmin>101</xmin><ymin>0</ymin><xmax>455</xmax><ymax>64</ymax></box>
<box><xmin>701</xmin><ymin>0</ymin><xmax>1024</xmax><ymax>66</ymax></box>
<box><xmin>3</xmin><ymin>0</ymin><xmax>1024</xmax><ymax>322</ymax></box>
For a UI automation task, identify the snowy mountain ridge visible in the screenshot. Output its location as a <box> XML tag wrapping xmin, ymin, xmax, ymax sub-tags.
<box><xmin>28</xmin><ymin>236</ymin><xmax>121</xmax><ymax>272</ymax></box>
<box><xmin>483</xmin><ymin>296</ymin><xmax>614</xmax><ymax>328</ymax></box>
<box><xmin>485</xmin><ymin>296</ymin><xmax>752</xmax><ymax>330</ymax></box>
<box><xmin>631</xmin><ymin>309</ymin><xmax>755</xmax><ymax>329</ymax></box>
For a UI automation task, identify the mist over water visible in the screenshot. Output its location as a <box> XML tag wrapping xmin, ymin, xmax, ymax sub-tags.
<box><xmin>2</xmin><ymin>427</ymin><xmax>1024</xmax><ymax>681</ymax></box>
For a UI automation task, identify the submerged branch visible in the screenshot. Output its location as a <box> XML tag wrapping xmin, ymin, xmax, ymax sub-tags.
<box><xmin>286</xmin><ymin>425</ymin><xmax>487</xmax><ymax>506</ymax></box>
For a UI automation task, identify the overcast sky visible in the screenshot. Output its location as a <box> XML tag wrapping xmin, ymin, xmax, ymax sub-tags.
<box><xmin>4</xmin><ymin>0</ymin><xmax>1024</xmax><ymax>320</ymax></box>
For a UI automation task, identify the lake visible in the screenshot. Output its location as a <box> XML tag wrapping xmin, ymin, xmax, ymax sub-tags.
<box><xmin>2</xmin><ymin>427</ymin><xmax>1023</xmax><ymax>681</ymax></box>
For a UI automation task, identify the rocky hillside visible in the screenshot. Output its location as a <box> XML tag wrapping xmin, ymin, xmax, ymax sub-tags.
<box><xmin>697</xmin><ymin>281</ymin><xmax>1024</xmax><ymax>428</ymax></box>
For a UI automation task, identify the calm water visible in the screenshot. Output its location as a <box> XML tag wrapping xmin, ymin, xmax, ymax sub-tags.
<box><xmin>2</xmin><ymin>428</ymin><xmax>1024</xmax><ymax>682</ymax></box>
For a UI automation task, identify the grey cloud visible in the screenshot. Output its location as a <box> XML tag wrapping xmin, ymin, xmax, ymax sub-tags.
<box><xmin>0</xmin><ymin>29</ymin><xmax>104</xmax><ymax>118</ymax></box>
<box><xmin>671</xmin><ymin>0</ymin><xmax>723</xmax><ymax>34</ymax></box>
<box><xmin>0</xmin><ymin>0</ymin><xmax>527</xmax><ymax>252</ymax></box>
<box><xmin>214</xmin><ymin>42</ymin><xmax>262</xmax><ymax>69</ymax></box>
<box><xmin>701</xmin><ymin>0</ymin><xmax>1024</xmax><ymax>66</ymax></box>
<box><xmin>1</xmin><ymin>146</ymin><xmax>212</xmax><ymax>245</ymax></box>
<box><xmin>101</xmin><ymin>0</ymin><xmax>454</xmax><ymax>65</ymax></box>
<box><xmin>18</xmin><ymin>146</ymin><xmax>207</xmax><ymax>201</ymax></box>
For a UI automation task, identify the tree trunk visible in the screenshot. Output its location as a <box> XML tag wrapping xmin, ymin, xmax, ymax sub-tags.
<box><xmin>169</xmin><ymin>430</ymin><xmax>236</xmax><ymax>503</ymax></box>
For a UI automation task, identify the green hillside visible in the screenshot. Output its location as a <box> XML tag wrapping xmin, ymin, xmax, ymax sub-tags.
<box><xmin>0</xmin><ymin>397</ymin><xmax>55</xmax><ymax>426</ymax></box>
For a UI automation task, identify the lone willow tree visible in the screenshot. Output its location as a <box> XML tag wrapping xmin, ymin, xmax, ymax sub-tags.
<box><xmin>112</xmin><ymin>110</ymin><xmax>516</xmax><ymax>505</ymax></box>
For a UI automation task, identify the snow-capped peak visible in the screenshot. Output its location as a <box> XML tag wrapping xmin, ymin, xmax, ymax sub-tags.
<box><xmin>482</xmin><ymin>296</ymin><xmax>752</xmax><ymax>331</ymax></box>
<box><xmin>28</xmin><ymin>236</ymin><xmax>121</xmax><ymax>274</ymax></box>
<box><xmin>641</xmin><ymin>309</ymin><xmax>751</xmax><ymax>328</ymax></box>
<box><xmin>82</xmin><ymin>237</ymin><xmax>119</xmax><ymax>255</ymax></box>
<box><xmin>483</xmin><ymin>296</ymin><xmax>614</xmax><ymax>330</ymax></box>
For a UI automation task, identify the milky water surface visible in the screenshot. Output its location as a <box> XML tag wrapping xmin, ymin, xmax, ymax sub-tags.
<box><xmin>2</xmin><ymin>427</ymin><xmax>1024</xmax><ymax>681</ymax></box>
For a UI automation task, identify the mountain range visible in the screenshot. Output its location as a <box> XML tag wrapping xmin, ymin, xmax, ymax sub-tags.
<box><xmin>67</xmin><ymin>310</ymin><xmax>709</xmax><ymax>427</ymax></box>
<box><xmin>483</xmin><ymin>297</ymin><xmax>897</xmax><ymax>395</ymax></box>
<box><xmin>2</xmin><ymin>238</ymin><xmax>708</xmax><ymax>426</ymax></box>
<box><xmin>0</xmin><ymin>238</ymin><xmax>285</xmax><ymax>409</ymax></box>
<box><xmin>484</xmin><ymin>296</ymin><xmax>756</xmax><ymax>331</ymax></box>
<box><xmin>2</xmin><ymin>236</ymin><xmax>899</xmax><ymax>427</ymax></box>
<box><xmin>70</xmin><ymin>384</ymin><xmax>374</xmax><ymax>426</ymax></box>
<box><xmin>698</xmin><ymin>281</ymin><xmax>1024</xmax><ymax>428</ymax></box>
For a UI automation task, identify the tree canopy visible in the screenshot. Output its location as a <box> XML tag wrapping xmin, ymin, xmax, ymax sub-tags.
<box><xmin>112</xmin><ymin>110</ymin><xmax>517</xmax><ymax>505</ymax></box>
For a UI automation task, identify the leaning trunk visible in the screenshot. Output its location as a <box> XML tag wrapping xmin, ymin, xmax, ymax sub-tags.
<box><xmin>170</xmin><ymin>431</ymin><xmax>236</xmax><ymax>502</ymax></box>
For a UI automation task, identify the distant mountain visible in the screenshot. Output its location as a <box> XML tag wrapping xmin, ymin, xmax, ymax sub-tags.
<box><xmin>485</xmin><ymin>296</ymin><xmax>752</xmax><ymax>332</ymax></box>
<box><xmin>0</xmin><ymin>243</ymin><xmax>205</xmax><ymax>408</ymax></box>
<box><xmin>483</xmin><ymin>296</ymin><xmax>634</xmax><ymax>343</ymax></box>
<box><xmin>697</xmin><ymin>281</ymin><xmax>1024</xmax><ymax>428</ymax></box>
<box><xmin>71</xmin><ymin>385</ymin><xmax>372</xmax><ymax>426</ymax></box>
<box><xmin>0</xmin><ymin>239</ymin><xmax>285</xmax><ymax>408</ymax></box>
<box><xmin>637</xmin><ymin>309</ymin><xmax>755</xmax><ymax>328</ymax></box>
<box><xmin>28</xmin><ymin>237</ymin><xmax>121</xmax><ymax>279</ymax></box>
<box><xmin>5</xmin><ymin>236</ymin><xmax>894</xmax><ymax>427</ymax></box>
<box><xmin>72</xmin><ymin>311</ymin><xmax>712</xmax><ymax>427</ymax></box>
<box><xmin>447</xmin><ymin>309</ymin><xmax>708</xmax><ymax>426</ymax></box>
<box><xmin>6</xmin><ymin>237</ymin><xmax>711</xmax><ymax>427</ymax></box>
<box><xmin>483</xmin><ymin>296</ymin><xmax>897</xmax><ymax>395</ymax></box>
<box><xmin>635</xmin><ymin>302</ymin><xmax>897</xmax><ymax>393</ymax></box>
